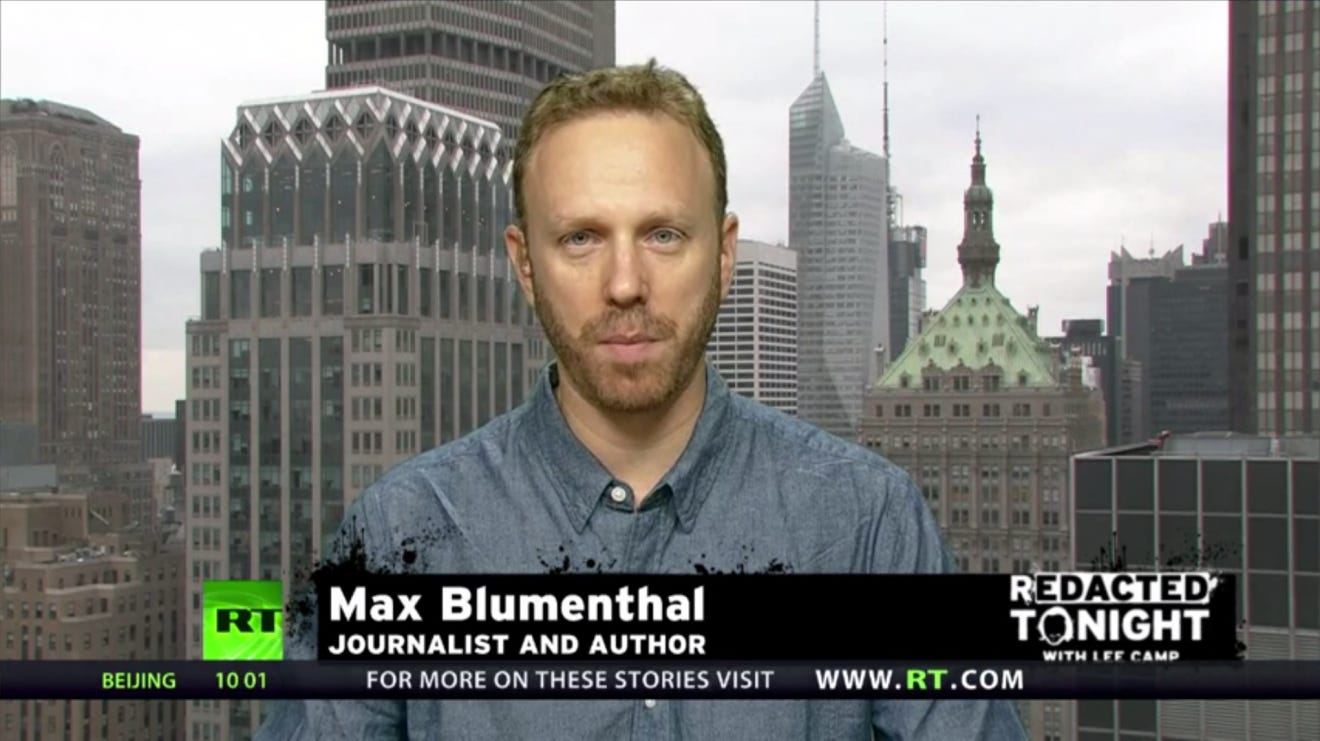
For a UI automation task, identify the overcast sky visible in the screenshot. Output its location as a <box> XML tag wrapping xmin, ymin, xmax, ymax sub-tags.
<box><xmin>0</xmin><ymin>0</ymin><xmax>1226</xmax><ymax>413</ymax></box>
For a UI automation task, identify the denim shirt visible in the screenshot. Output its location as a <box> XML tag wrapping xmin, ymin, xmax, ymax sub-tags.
<box><xmin>255</xmin><ymin>361</ymin><xmax>1027</xmax><ymax>740</ymax></box>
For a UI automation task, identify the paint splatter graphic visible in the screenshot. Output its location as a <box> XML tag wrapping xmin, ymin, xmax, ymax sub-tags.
<box><xmin>689</xmin><ymin>547</ymin><xmax>795</xmax><ymax>574</ymax></box>
<box><xmin>1086</xmin><ymin>531</ymin><xmax>1242</xmax><ymax>572</ymax></box>
<box><xmin>283</xmin><ymin>515</ymin><xmax>457</xmax><ymax>644</ymax></box>
<box><xmin>1087</xmin><ymin>531</ymin><xmax>1247</xmax><ymax>658</ymax></box>
<box><xmin>690</xmin><ymin>558</ymin><xmax>793</xmax><ymax>574</ymax></box>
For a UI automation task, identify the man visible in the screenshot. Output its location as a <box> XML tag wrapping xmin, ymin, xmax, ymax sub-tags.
<box><xmin>256</xmin><ymin>59</ymin><xmax>1026</xmax><ymax>740</ymax></box>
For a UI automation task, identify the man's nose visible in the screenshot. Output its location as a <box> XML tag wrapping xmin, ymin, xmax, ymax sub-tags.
<box><xmin>603</xmin><ymin>239</ymin><xmax>647</xmax><ymax>306</ymax></box>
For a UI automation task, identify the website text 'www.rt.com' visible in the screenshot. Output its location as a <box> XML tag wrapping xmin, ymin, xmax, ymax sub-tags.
<box><xmin>815</xmin><ymin>668</ymin><xmax>1025</xmax><ymax>692</ymax></box>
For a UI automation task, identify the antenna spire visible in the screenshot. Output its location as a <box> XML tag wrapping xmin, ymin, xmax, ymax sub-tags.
<box><xmin>813</xmin><ymin>0</ymin><xmax>821</xmax><ymax>77</ymax></box>
<box><xmin>883</xmin><ymin>0</ymin><xmax>895</xmax><ymax>230</ymax></box>
<box><xmin>883</xmin><ymin>1</ymin><xmax>891</xmax><ymax>163</ymax></box>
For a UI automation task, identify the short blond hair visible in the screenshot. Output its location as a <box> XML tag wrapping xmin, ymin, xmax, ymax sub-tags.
<box><xmin>512</xmin><ymin>58</ymin><xmax>728</xmax><ymax>228</ymax></box>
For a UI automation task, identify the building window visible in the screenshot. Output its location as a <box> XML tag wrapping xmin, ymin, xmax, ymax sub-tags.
<box><xmin>291</xmin><ymin>267</ymin><xmax>313</xmax><ymax>317</ymax></box>
<box><xmin>230</xmin><ymin>271</ymin><xmax>251</xmax><ymax>319</ymax></box>
<box><xmin>0</xmin><ymin>138</ymin><xmax>17</xmax><ymax>212</ymax></box>
<box><xmin>260</xmin><ymin>269</ymin><xmax>281</xmax><ymax>318</ymax></box>
<box><xmin>358</xmin><ymin>265</ymin><xmax>375</xmax><ymax>314</ymax></box>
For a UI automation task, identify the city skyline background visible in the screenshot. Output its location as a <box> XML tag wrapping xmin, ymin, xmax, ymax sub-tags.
<box><xmin>0</xmin><ymin>0</ymin><xmax>1227</xmax><ymax>413</ymax></box>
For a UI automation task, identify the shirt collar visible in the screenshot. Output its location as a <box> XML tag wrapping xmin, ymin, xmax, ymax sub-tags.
<box><xmin>525</xmin><ymin>358</ymin><xmax>733</xmax><ymax>534</ymax></box>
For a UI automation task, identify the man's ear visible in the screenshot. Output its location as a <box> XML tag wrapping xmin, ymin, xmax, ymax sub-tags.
<box><xmin>718</xmin><ymin>211</ymin><xmax>739</xmax><ymax>302</ymax></box>
<box><xmin>504</xmin><ymin>223</ymin><xmax>535</xmax><ymax>308</ymax></box>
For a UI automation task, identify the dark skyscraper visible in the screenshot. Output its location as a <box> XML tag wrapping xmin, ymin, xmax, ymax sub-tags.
<box><xmin>1107</xmin><ymin>240</ymin><xmax>1231</xmax><ymax>444</ymax></box>
<box><xmin>881</xmin><ymin>6</ymin><xmax>927</xmax><ymax>365</ymax></box>
<box><xmin>1228</xmin><ymin>0</ymin><xmax>1320</xmax><ymax>435</ymax></box>
<box><xmin>888</xmin><ymin>224</ymin><xmax>927</xmax><ymax>358</ymax></box>
<box><xmin>324</xmin><ymin>0</ymin><xmax>616</xmax><ymax>143</ymax></box>
<box><xmin>140</xmin><ymin>413</ymin><xmax>178</xmax><ymax>462</ymax></box>
<box><xmin>0</xmin><ymin>99</ymin><xmax>150</xmax><ymax>511</ymax></box>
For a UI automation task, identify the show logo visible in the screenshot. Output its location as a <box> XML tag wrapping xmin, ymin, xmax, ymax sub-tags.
<box><xmin>1009</xmin><ymin>572</ymin><xmax>1223</xmax><ymax>662</ymax></box>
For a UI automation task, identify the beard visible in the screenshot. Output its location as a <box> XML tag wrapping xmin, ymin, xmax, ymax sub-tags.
<box><xmin>534</xmin><ymin>272</ymin><xmax>722</xmax><ymax>414</ymax></box>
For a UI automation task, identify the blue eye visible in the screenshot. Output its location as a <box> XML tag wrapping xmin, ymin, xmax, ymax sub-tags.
<box><xmin>563</xmin><ymin>231</ymin><xmax>593</xmax><ymax>247</ymax></box>
<box><xmin>651</xmin><ymin>229</ymin><xmax>681</xmax><ymax>244</ymax></box>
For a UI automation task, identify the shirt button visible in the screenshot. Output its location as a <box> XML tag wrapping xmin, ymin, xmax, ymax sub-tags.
<box><xmin>643</xmin><ymin>699</ymin><xmax>657</xmax><ymax>709</ymax></box>
<box><xmin>609</xmin><ymin>486</ymin><xmax>628</xmax><ymax>504</ymax></box>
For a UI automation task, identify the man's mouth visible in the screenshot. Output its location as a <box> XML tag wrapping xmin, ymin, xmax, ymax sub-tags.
<box><xmin>600</xmin><ymin>333</ymin><xmax>657</xmax><ymax>344</ymax></box>
<box><xmin>595</xmin><ymin>331</ymin><xmax>664</xmax><ymax>362</ymax></box>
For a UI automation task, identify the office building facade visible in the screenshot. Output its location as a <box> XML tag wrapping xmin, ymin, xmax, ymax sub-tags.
<box><xmin>0</xmin><ymin>100</ymin><xmax>150</xmax><ymax>513</ymax></box>
<box><xmin>141</xmin><ymin>414</ymin><xmax>178</xmax><ymax>462</ymax></box>
<box><xmin>1228</xmin><ymin>0</ymin><xmax>1320</xmax><ymax>435</ymax></box>
<box><xmin>0</xmin><ymin>489</ymin><xmax>187</xmax><ymax>741</ymax></box>
<box><xmin>710</xmin><ymin>240</ymin><xmax>798</xmax><ymax>414</ymax></box>
<box><xmin>185</xmin><ymin>86</ymin><xmax>547</xmax><ymax>738</ymax></box>
<box><xmin>1107</xmin><ymin>241</ymin><xmax>1231</xmax><ymax>444</ymax></box>
<box><xmin>1203</xmin><ymin>218</ymin><xmax>1229</xmax><ymax>263</ymax></box>
<box><xmin>888</xmin><ymin>224</ymin><xmax>927</xmax><ymax>360</ymax></box>
<box><xmin>1073</xmin><ymin>433</ymin><xmax>1318</xmax><ymax>740</ymax></box>
<box><xmin>789</xmin><ymin>72</ymin><xmax>890</xmax><ymax>438</ymax></box>
<box><xmin>1046</xmin><ymin>318</ymin><xmax>1109</xmax><ymax>377</ymax></box>
<box><xmin>325</xmin><ymin>0</ymin><xmax>615</xmax><ymax>144</ymax></box>
<box><xmin>860</xmin><ymin>134</ymin><xmax>1105</xmax><ymax>741</ymax></box>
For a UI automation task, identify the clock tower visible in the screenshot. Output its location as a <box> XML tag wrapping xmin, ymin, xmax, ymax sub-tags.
<box><xmin>958</xmin><ymin>118</ymin><xmax>1000</xmax><ymax>288</ymax></box>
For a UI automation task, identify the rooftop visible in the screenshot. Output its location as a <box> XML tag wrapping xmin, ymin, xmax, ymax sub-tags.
<box><xmin>0</xmin><ymin>98</ymin><xmax>121</xmax><ymax>131</ymax></box>
<box><xmin>1078</xmin><ymin>431</ymin><xmax>1320</xmax><ymax>460</ymax></box>
<box><xmin>873</xmin><ymin>280</ymin><xmax>1057</xmax><ymax>389</ymax></box>
<box><xmin>235</xmin><ymin>85</ymin><xmax>501</xmax><ymax>140</ymax></box>
<box><xmin>0</xmin><ymin>464</ymin><xmax>58</xmax><ymax>492</ymax></box>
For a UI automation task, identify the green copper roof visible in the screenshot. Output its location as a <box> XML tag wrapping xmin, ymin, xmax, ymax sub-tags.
<box><xmin>874</xmin><ymin>281</ymin><xmax>1058</xmax><ymax>389</ymax></box>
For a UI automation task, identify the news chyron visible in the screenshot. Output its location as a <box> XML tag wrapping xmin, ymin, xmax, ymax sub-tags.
<box><xmin>203</xmin><ymin>580</ymin><xmax>284</xmax><ymax>661</ymax></box>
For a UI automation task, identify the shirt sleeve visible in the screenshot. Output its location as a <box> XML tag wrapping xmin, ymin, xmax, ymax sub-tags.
<box><xmin>869</xmin><ymin>469</ymin><xmax>1029</xmax><ymax>741</ymax></box>
<box><xmin>253</xmin><ymin>489</ymin><xmax>409</xmax><ymax>741</ymax></box>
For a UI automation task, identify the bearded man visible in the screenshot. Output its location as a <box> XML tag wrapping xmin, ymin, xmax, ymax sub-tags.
<box><xmin>256</xmin><ymin>59</ymin><xmax>1027</xmax><ymax>741</ymax></box>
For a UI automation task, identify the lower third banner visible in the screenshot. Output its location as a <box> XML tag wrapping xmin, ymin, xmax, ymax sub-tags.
<box><xmin>1</xmin><ymin>661</ymin><xmax>1318</xmax><ymax>700</ymax></box>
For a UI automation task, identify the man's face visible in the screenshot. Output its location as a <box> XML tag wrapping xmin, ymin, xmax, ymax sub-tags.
<box><xmin>507</xmin><ymin>111</ymin><xmax>737</xmax><ymax>414</ymax></box>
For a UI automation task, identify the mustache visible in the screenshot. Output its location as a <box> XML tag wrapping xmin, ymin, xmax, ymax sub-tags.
<box><xmin>581</xmin><ymin>307</ymin><xmax>677</xmax><ymax>342</ymax></box>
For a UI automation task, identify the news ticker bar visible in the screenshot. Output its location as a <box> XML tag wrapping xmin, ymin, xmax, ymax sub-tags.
<box><xmin>1</xmin><ymin>662</ymin><xmax>1318</xmax><ymax>700</ymax></box>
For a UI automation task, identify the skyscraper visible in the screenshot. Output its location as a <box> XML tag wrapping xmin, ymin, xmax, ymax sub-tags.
<box><xmin>0</xmin><ymin>99</ymin><xmax>151</xmax><ymax>516</ymax></box>
<box><xmin>1203</xmin><ymin>217</ymin><xmax>1229</xmax><ymax>263</ymax></box>
<box><xmin>185</xmin><ymin>86</ymin><xmax>547</xmax><ymax>738</ymax></box>
<box><xmin>1074</xmin><ymin>433</ymin><xmax>1318</xmax><ymax>740</ymax></box>
<box><xmin>888</xmin><ymin>224</ymin><xmax>927</xmax><ymax>358</ymax></box>
<box><xmin>325</xmin><ymin>0</ymin><xmax>616</xmax><ymax>143</ymax></box>
<box><xmin>141</xmin><ymin>413</ymin><xmax>179</xmax><ymax>461</ymax></box>
<box><xmin>789</xmin><ymin>64</ymin><xmax>889</xmax><ymax>439</ymax></box>
<box><xmin>710</xmin><ymin>240</ymin><xmax>798</xmax><ymax>414</ymax></box>
<box><xmin>1228</xmin><ymin>0</ymin><xmax>1320</xmax><ymax>435</ymax></box>
<box><xmin>860</xmin><ymin>133</ymin><xmax>1105</xmax><ymax>741</ymax></box>
<box><xmin>1107</xmin><ymin>239</ymin><xmax>1231</xmax><ymax>444</ymax></box>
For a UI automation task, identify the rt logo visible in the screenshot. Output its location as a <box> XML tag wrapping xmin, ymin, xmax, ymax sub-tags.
<box><xmin>203</xmin><ymin>581</ymin><xmax>284</xmax><ymax>660</ymax></box>
<box><xmin>216</xmin><ymin>607</ymin><xmax>280</xmax><ymax>633</ymax></box>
